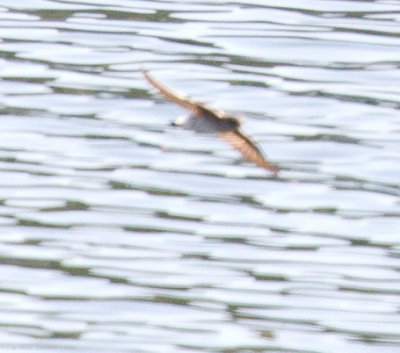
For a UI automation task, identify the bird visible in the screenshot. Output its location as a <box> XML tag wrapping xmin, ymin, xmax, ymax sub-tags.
<box><xmin>142</xmin><ymin>69</ymin><xmax>279</xmax><ymax>176</ymax></box>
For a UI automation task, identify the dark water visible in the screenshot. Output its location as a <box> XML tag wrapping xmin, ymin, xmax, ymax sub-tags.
<box><xmin>0</xmin><ymin>1</ymin><xmax>399</xmax><ymax>352</ymax></box>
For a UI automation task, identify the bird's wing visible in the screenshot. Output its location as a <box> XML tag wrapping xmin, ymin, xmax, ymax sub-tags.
<box><xmin>142</xmin><ymin>69</ymin><xmax>230</xmax><ymax>120</ymax></box>
<box><xmin>218</xmin><ymin>130</ymin><xmax>279</xmax><ymax>176</ymax></box>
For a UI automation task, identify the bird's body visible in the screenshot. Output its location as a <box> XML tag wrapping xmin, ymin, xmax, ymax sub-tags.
<box><xmin>142</xmin><ymin>69</ymin><xmax>278</xmax><ymax>176</ymax></box>
<box><xmin>172</xmin><ymin>113</ymin><xmax>238</xmax><ymax>133</ymax></box>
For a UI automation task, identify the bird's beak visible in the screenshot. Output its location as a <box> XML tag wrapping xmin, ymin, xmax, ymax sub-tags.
<box><xmin>171</xmin><ymin>116</ymin><xmax>186</xmax><ymax>127</ymax></box>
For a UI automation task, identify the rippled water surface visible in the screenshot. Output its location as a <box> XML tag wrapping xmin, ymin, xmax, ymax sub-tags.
<box><xmin>0</xmin><ymin>1</ymin><xmax>399</xmax><ymax>352</ymax></box>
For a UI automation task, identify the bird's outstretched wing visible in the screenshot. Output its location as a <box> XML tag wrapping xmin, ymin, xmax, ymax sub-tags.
<box><xmin>219</xmin><ymin>130</ymin><xmax>279</xmax><ymax>176</ymax></box>
<box><xmin>141</xmin><ymin>69</ymin><xmax>232</xmax><ymax>120</ymax></box>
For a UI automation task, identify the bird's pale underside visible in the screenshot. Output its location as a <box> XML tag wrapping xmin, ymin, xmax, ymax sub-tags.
<box><xmin>142</xmin><ymin>69</ymin><xmax>279</xmax><ymax>176</ymax></box>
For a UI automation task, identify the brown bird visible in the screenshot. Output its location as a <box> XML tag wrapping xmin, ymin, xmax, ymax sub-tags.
<box><xmin>142</xmin><ymin>69</ymin><xmax>279</xmax><ymax>176</ymax></box>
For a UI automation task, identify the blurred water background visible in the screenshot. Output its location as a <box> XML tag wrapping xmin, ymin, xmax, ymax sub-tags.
<box><xmin>0</xmin><ymin>1</ymin><xmax>399</xmax><ymax>352</ymax></box>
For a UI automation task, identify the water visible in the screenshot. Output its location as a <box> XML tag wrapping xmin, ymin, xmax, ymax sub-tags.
<box><xmin>0</xmin><ymin>1</ymin><xmax>399</xmax><ymax>352</ymax></box>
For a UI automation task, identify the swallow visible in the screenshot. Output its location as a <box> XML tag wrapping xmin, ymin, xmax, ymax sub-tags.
<box><xmin>142</xmin><ymin>69</ymin><xmax>279</xmax><ymax>176</ymax></box>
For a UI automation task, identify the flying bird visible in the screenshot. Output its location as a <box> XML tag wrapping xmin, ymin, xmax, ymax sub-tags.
<box><xmin>142</xmin><ymin>69</ymin><xmax>279</xmax><ymax>176</ymax></box>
